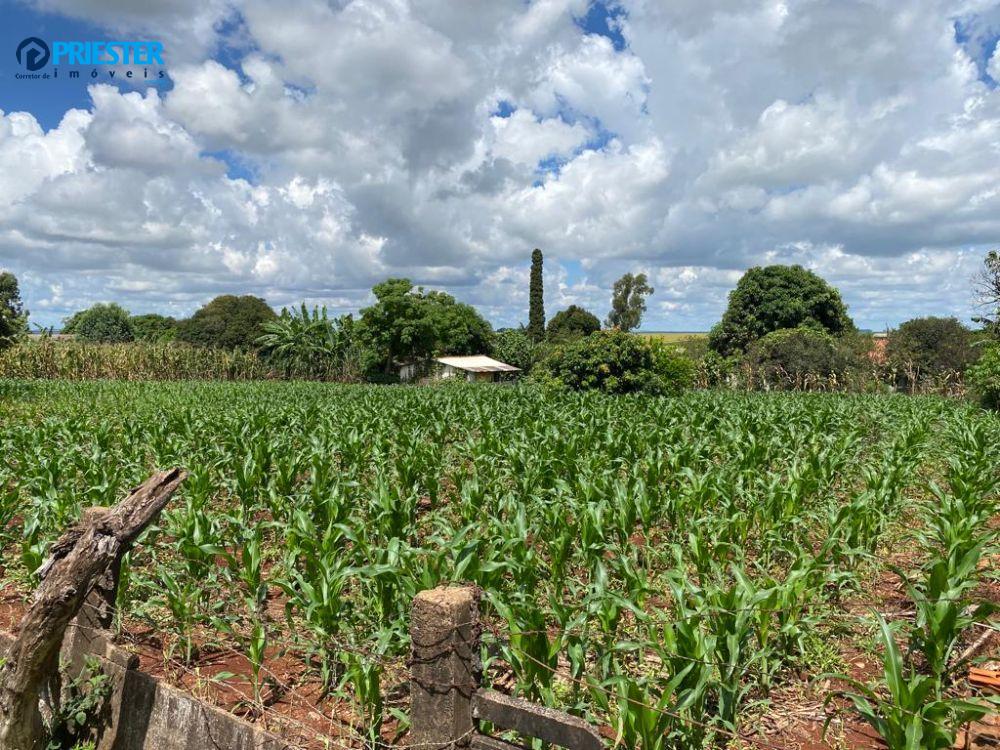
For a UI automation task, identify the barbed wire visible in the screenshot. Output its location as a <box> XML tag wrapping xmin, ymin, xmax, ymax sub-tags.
<box><xmin>4</xmin><ymin>511</ymin><xmax>995</xmax><ymax>750</ymax></box>
<box><xmin>506</xmin><ymin>631</ymin><xmax>997</xmax><ymax>746</ymax></box>
<box><xmin>117</xmin><ymin>567</ymin><xmax>998</xmax><ymax>647</ymax></box>
<box><xmin>79</xmin><ymin>569</ymin><xmax>1000</xmax><ymax>715</ymax></box>
<box><xmin>69</xmin><ymin>597</ymin><xmax>887</xmax><ymax>750</ymax></box>
<box><xmin>498</xmin><ymin>625</ymin><xmax>996</xmax><ymax>748</ymax></box>
<box><xmin>64</xmin><ymin>611</ymin><xmax>480</xmax><ymax>750</ymax></box>
<box><xmin>9</xmin><ymin>589</ymin><xmax>994</xmax><ymax>750</ymax></box>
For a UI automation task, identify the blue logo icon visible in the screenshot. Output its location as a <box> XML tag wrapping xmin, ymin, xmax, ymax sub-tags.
<box><xmin>16</xmin><ymin>37</ymin><xmax>50</xmax><ymax>71</ymax></box>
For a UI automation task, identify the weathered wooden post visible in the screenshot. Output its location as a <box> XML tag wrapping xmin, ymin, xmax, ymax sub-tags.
<box><xmin>409</xmin><ymin>585</ymin><xmax>481</xmax><ymax>750</ymax></box>
<box><xmin>0</xmin><ymin>469</ymin><xmax>187</xmax><ymax>750</ymax></box>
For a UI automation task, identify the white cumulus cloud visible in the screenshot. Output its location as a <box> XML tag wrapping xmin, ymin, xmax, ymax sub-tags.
<box><xmin>2</xmin><ymin>0</ymin><xmax>999</xmax><ymax>332</ymax></box>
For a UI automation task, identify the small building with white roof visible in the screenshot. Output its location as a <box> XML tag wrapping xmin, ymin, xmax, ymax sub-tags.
<box><xmin>399</xmin><ymin>355</ymin><xmax>521</xmax><ymax>383</ymax></box>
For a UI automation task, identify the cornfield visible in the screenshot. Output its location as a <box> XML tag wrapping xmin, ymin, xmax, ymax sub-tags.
<box><xmin>0</xmin><ymin>339</ymin><xmax>361</xmax><ymax>382</ymax></box>
<box><xmin>0</xmin><ymin>340</ymin><xmax>273</xmax><ymax>381</ymax></box>
<box><xmin>0</xmin><ymin>379</ymin><xmax>997</xmax><ymax>748</ymax></box>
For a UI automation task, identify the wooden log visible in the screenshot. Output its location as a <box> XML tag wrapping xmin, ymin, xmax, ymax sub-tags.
<box><xmin>0</xmin><ymin>469</ymin><xmax>186</xmax><ymax>750</ymax></box>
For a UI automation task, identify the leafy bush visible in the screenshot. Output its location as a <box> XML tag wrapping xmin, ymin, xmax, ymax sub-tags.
<box><xmin>649</xmin><ymin>339</ymin><xmax>696</xmax><ymax>391</ymax></box>
<box><xmin>45</xmin><ymin>656</ymin><xmax>110</xmax><ymax>750</ymax></box>
<box><xmin>886</xmin><ymin>317</ymin><xmax>977</xmax><ymax>390</ymax></box>
<box><xmin>534</xmin><ymin>330</ymin><xmax>693</xmax><ymax>395</ymax></box>
<box><xmin>63</xmin><ymin>303</ymin><xmax>135</xmax><ymax>343</ymax></box>
<box><xmin>176</xmin><ymin>295</ymin><xmax>277</xmax><ymax>350</ymax></box>
<box><xmin>967</xmin><ymin>343</ymin><xmax>1000</xmax><ymax>408</ymax></box>
<box><xmin>130</xmin><ymin>313</ymin><xmax>178</xmax><ymax>342</ymax></box>
<box><xmin>491</xmin><ymin>328</ymin><xmax>543</xmax><ymax>373</ymax></box>
<box><xmin>747</xmin><ymin>327</ymin><xmax>856</xmax><ymax>386</ymax></box>
<box><xmin>547</xmin><ymin>305</ymin><xmax>601</xmax><ymax>340</ymax></box>
<box><xmin>709</xmin><ymin>265</ymin><xmax>855</xmax><ymax>355</ymax></box>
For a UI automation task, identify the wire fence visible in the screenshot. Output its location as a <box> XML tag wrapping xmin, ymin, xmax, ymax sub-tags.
<box><xmin>7</xmin><ymin>559</ymin><xmax>994</xmax><ymax>750</ymax></box>
<box><xmin>64</xmin><ymin>587</ymin><xmax>997</xmax><ymax>750</ymax></box>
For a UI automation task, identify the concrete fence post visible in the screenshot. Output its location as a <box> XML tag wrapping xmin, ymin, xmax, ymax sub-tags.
<box><xmin>410</xmin><ymin>585</ymin><xmax>481</xmax><ymax>750</ymax></box>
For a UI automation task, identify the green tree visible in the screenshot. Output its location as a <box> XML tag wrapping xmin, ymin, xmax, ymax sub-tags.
<box><xmin>176</xmin><ymin>295</ymin><xmax>277</xmax><ymax>349</ymax></box>
<box><xmin>425</xmin><ymin>291</ymin><xmax>493</xmax><ymax>356</ymax></box>
<box><xmin>64</xmin><ymin>303</ymin><xmax>134</xmax><ymax>343</ymax></box>
<box><xmin>358</xmin><ymin>280</ymin><xmax>493</xmax><ymax>374</ymax></box>
<box><xmin>359</xmin><ymin>279</ymin><xmax>438</xmax><ymax>374</ymax></box>
<box><xmin>0</xmin><ymin>271</ymin><xmax>28</xmax><ymax>349</ymax></box>
<box><xmin>974</xmin><ymin>249</ymin><xmax>999</xmax><ymax>338</ymax></box>
<box><xmin>528</xmin><ymin>249</ymin><xmax>545</xmax><ymax>341</ymax></box>
<box><xmin>708</xmin><ymin>265</ymin><xmax>855</xmax><ymax>355</ymax></box>
<box><xmin>491</xmin><ymin>328</ymin><xmax>541</xmax><ymax>372</ymax></box>
<box><xmin>606</xmin><ymin>273</ymin><xmax>653</xmax><ymax>332</ymax></box>
<box><xmin>547</xmin><ymin>305</ymin><xmax>600</xmax><ymax>340</ymax></box>
<box><xmin>130</xmin><ymin>314</ymin><xmax>178</xmax><ymax>342</ymax></box>
<box><xmin>887</xmin><ymin>317</ymin><xmax>977</xmax><ymax>389</ymax></box>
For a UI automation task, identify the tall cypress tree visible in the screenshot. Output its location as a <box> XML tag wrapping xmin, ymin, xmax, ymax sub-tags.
<box><xmin>528</xmin><ymin>248</ymin><xmax>545</xmax><ymax>341</ymax></box>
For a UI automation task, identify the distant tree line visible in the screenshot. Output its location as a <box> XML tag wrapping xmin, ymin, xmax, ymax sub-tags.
<box><xmin>1</xmin><ymin>246</ymin><xmax>998</xmax><ymax>404</ymax></box>
<box><xmin>43</xmin><ymin>285</ymin><xmax>495</xmax><ymax>383</ymax></box>
<box><xmin>688</xmin><ymin>261</ymin><xmax>998</xmax><ymax>402</ymax></box>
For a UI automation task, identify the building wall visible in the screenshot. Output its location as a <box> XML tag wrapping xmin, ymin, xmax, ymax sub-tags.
<box><xmin>399</xmin><ymin>363</ymin><xmax>419</xmax><ymax>382</ymax></box>
<box><xmin>405</xmin><ymin>362</ymin><xmax>506</xmax><ymax>383</ymax></box>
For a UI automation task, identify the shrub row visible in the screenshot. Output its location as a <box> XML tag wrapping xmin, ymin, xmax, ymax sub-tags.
<box><xmin>531</xmin><ymin>330</ymin><xmax>694</xmax><ymax>396</ymax></box>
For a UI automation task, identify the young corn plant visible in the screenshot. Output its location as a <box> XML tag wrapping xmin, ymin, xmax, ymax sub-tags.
<box><xmin>246</xmin><ymin>616</ymin><xmax>269</xmax><ymax>713</ymax></box>
<box><xmin>589</xmin><ymin>672</ymin><xmax>700</xmax><ymax>750</ymax></box>
<box><xmin>157</xmin><ymin>570</ymin><xmax>204</xmax><ymax>663</ymax></box>
<box><xmin>652</xmin><ymin>599</ymin><xmax>713</xmax><ymax>745</ymax></box>
<box><xmin>896</xmin><ymin>552</ymin><xmax>992</xmax><ymax>683</ymax></box>
<box><xmin>340</xmin><ymin>651</ymin><xmax>385</xmax><ymax>750</ymax></box>
<box><xmin>825</xmin><ymin>616</ymin><xmax>997</xmax><ymax>750</ymax></box>
<box><xmin>277</xmin><ymin>547</ymin><xmax>351</xmax><ymax>691</ymax></box>
<box><xmin>492</xmin><ymin>596</ymin><xmax>561</xmax><ymax>705</ymax></box>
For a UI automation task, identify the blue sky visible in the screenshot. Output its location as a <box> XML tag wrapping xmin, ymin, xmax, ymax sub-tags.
<box><xmin>1</xmin><ymin>0</ymin><xmax>999</xmax><ymax>330</ymax></box>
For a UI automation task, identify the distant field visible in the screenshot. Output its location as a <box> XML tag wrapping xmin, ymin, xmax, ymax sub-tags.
<box><xmin>636</xmin><ymin>331</ymin><xmax>708</xmax><ymax>342</ymax></box>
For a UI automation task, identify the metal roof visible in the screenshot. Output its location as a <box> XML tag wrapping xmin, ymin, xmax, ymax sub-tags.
<box><xmin>434</xmin><ymin>355</ymin><xmax>521</xmax><ymax>373</ymax></box>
